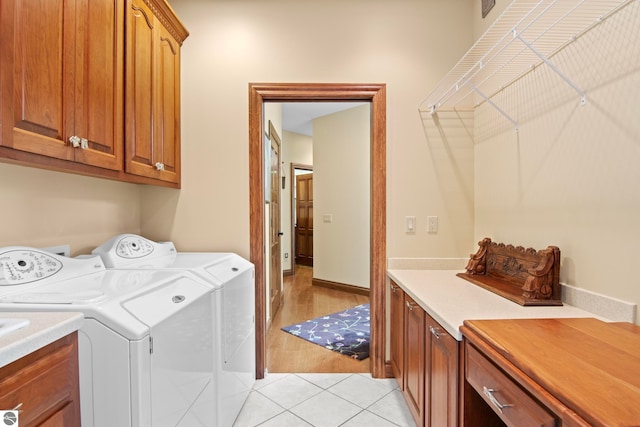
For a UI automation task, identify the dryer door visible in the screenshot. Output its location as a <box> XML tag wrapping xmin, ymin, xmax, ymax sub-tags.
<box><xmin>123</xmin><ymin>277</ymin><xmax>215</xmax><ymax>427</ymax></box>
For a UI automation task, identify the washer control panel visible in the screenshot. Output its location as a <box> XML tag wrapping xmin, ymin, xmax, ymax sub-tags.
<box><xmin>92</xmin><ymin>234</ymin><xmax>176</xmax><ymax>268</ymax></box>
<box><xmin>115</xmin><ymin>236</ymin><xmax>155</xmax><ymax>259</ymax></box>
<box><xmin>0</xmin><ymin>249</ymin><xmax>62</xmax><ymax>285</ymax></box>
<box><xmin>0</xmin><ymin>247</ymin><xmax>105</xmax><ymax>286</ymax></box>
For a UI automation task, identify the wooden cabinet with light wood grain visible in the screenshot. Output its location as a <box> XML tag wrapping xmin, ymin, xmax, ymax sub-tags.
<box><xmin>390</xmin><ymin>280</ymin><xmax>459</xmax><ymax>427</ymax></box>
<box><xmin>461</xmin><ymin>318</ymin><xmax>640</xmax><ymax>427</ymax></box>
<box><xmin>125</xmin><ymin>0</ymin><xmax>187</xmax><ymax>185</ymax></box>
<box><xmin>389</xmin><ymin>281</ymin><xmax>404</xmax><ymax>388</ymax></box>
<box><xmin>0</xmin><ymin>333</ymin><xmax>80</xmax><ymax>427</ymax></box>
<box><xmin>403</xmin><ymin>293</ymin><xmax>426</xmax><ymax>426</ymax></box>
<box><xmin>426</xmin><ymin>313</ymin><xmax>458</xmax><ymax>427</ymax></box>
<box><xmin>0</xmin><ymin>0</ymin><xmax>187</xmax><ymax>187</ymax></box>
<box><xmin>0</xmin><ymin>0</ymin><xmax>124</xmax><ymax>172</ymax></box>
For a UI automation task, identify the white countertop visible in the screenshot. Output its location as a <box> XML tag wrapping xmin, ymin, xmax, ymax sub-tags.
<box><xmin>387</xmin><ymin>269</ymin><xmax>603</xmax><ymax>341</ymax></box>
<box><xmin>0</xmin><ymin>312</ymin><xmax>84</xmax><ymax>368</ymax></box>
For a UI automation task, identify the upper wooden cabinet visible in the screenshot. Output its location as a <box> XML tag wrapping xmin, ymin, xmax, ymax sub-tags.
<box><xmin>0</xmin><ymin>0</ymin><xmax>188</xmax><ymax>187</ymax></box>
<box><xmin>125</xmin><ymin>0</ymin><xmax>187</xmax><ymax>185</ymax></box>
<box><xmin>0</xmin><ymin>0</ymin><xmax>124</xmax><ymax>171</ymax></box>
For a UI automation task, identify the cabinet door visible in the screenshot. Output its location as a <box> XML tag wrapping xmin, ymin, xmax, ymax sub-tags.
<box><xmin>427</xmin><ymin>314</ymin><xmax>458</xmax><ymax>427</ymax></box>
<box><xmin>0</xmin><ymin>0</ymin><xmax>123</xmax><ymax>170</ymax></box>
<box><xmin>0</xmin><ymin>333</ymin><xmax>80</xmax><ymax>427</ymax></box>
<box><xmin>71</xmin><ymin>0</ymin><xmax>124</xmax><ymax>171</ymax></box>
<box><xmin>1</xmin><ymin>0</ymin><xmax>75</xmax><ymax>161</ymax></box>
<box><xmin>390</xmin><ymin>281</ymin><xmax>404</xmax><ymax>388</ymax></box>
<box><xmin>403</xmin><ymin>294</ymin><xmax>425</xmax><ymax>426</ymax></box>
<box><xmin>126</xmin><ymin>0</ymin><xmax>181</xmax><ymax>184</ymax></box>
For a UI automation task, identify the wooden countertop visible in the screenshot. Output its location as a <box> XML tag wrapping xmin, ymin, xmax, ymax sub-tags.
<box><xmin>462</xmin><ymin>318</ymin><xmax>640</xmax><ymax>427</ymax></box>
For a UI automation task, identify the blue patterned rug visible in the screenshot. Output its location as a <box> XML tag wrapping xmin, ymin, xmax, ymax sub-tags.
<box><xmin>281</xmin><ymin>303</ymin><xmax>370</xmax><ymax>360</ymax></box>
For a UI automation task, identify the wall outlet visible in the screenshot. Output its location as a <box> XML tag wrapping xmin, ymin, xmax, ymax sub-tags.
<box><xmin>323</xmin><ymin>214</ymin><xmax>333</xmax><ymax>223</ymax></box>
<box><xmin>41</xmin><ymin>244</ymin><xmax>71</xmax><ymax>257</ymax></box>
<box><xmin>427</xmin><ymin>216</ymin><xmax>438</xmax><ymax>233</ymax></box>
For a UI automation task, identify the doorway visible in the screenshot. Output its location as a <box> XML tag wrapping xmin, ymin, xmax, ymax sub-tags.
<box><xmin>248</xmin><ymin>83</ymin><xmax>387</xmax><ymax>379</ymax></box>
<box><xmin>292</xmin><ymin>165</ymin><xmax>313</xmax><ymax>271</ymax></box>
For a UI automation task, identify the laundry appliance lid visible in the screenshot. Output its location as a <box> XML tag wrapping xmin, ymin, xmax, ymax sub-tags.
<box><xmin>0</xmin><ymin>246</ymin><xmax>212</xmax><ymax>340</ymax></box>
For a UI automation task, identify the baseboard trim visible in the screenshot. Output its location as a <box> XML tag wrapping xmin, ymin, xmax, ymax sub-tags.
<box><xmin>312</xmin><ymin>278</ymin><xmax>371</xmax><ymax>296</ymax></box>
<box><xmin>283</xmin><ymin>269</ymin><xmax>293</xmax><ymax>277</ymax></box>
<box><xmin>384</xmin><ymin>361</ymin><xmax>394</xmax><ymax>379</ymax></box>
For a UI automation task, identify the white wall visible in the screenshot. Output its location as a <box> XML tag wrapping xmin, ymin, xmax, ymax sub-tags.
<box><xmin>281</xmin><ymin>130</ymin><xmax>313</xmax><ymax>272</ymax></box>
<box><xmin>472</xmin><ymin>2</ymin><xmax>640</xmax><ymax>313</ymax></box>
<box><xmin>313</xmin><ymin>105</ymin><xmax>370</xmax><ymax>288</ymax></box>
<box><xmin>144</xmin><ymin>0</ymin><xmax>476</xmax><ymax>261</ymax></box>
<box><xmin>0</xmin><ymin>163</ymin><xmax>141</xmax><ymax>254</ymax></box>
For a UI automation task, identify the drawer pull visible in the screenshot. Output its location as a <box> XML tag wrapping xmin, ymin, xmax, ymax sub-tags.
<box><xmin>429</xmin><ymin>325</ymin><xmax>442</xmax><ymax>339</ymax></box>
<box><xmin>483</xmin><ymin>386</ymin><xmax>513</xmax><ymax>413</ymax></box>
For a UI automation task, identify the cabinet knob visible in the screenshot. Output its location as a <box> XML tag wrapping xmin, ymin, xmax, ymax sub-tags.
<box><xmin>155</xmin><ymin>162</ymin><xmax>165</xmax><ymax>171</ymax></box>
<box><xmin>80</xmin><ymin>138</ymin><xmax>89</xmax><ymax>149</ymax></box>
<box><xmin>69</xmin><ymin>135</ymin><xmax>81</xmax><ymax>148</ymax></box>
<box><xmin>406</xmin><ymin>301</ymin><xmax>415</xmax><ymax>310</ymax></box>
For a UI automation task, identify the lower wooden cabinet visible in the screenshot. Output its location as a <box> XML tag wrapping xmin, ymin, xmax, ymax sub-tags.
<box><xmin>427</xmin><ymin>313</ymin><xmax>458</xmax><ymax>427</ymax></box>
<box><xmin>389</xmin><ymin>281</ymin><xmax>404</xmax><ymax>388</ymax></box>
<box><xmin>0</xmin><ymin>333</ymin><xmax>80</xmax><ymax>427</ymax></box>
<box><xmin>403</xmin><ymin>293</ymin><xmax>426</xmax><ymax>425</ymax></box>
<box><xmin>390</xmin><ymin>280</ymin><xmax>459</xmax><ymax>427</ymax></box>
<box><xmin>464</xmin><ymin>342</ymin><xmax>555</xmax><ymax>427</ymax></box>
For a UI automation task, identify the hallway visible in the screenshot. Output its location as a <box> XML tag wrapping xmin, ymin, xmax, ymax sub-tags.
<box><xmin>266</xmin><ymin>266</ymin><xmax>370</xmax><ymax>373</ymax></box>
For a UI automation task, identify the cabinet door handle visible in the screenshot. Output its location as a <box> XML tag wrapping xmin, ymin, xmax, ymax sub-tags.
<box><xmin>155</xmin><ymin>162</ymin><xmax>165</xmax><ymax>171</ymax></box>
<box><xmin>69</xmin><ymin>135</ymin><xmax>81</xmax><ymax>147</ymax></box>
<box><xmin>80</xmin><ymin>137</ymin><xmax>89</xmax><ymax>149</ymax></box>
<box><xmin>482</xmin><ymin>387</ymin><xmax>513</xmax><ymax>413</ymax></box>
<box><xmin>429</xmin><ymin>325</ymin><xmax>442</xmax><ymax>339</ymax></box>
<box><xmin>390</xmin><ymin>285</ymin><xmax>397</xmax><ymax>293</ymax></box>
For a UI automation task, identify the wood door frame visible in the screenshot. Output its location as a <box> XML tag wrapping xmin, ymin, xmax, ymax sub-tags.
<box><xmin>290</xmin><ymin>163</ymin><xmax>313</xmax><ymax>277</ymax></box>
<box><xmin>249</xmin><ymin>83</ymin><xmax>386</xmax><ymax>379</ymax></box>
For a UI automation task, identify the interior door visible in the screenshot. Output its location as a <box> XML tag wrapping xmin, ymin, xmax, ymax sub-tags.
<box><xmin>269</xmin><ymin>124</ymin><xmax>283</xmax><ymax>319</ymax></box>
<box><xmin>295</xmin><ymin>173</ymin><xmax>314</xmax><ymax>267</ymax></box>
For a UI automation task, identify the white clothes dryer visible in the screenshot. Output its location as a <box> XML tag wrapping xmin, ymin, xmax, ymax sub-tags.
<box><xmin>92</xmin><ymin>234</ymin><xmax>256</xmax><ymax>427</ymax></box>
<box><xmin>0</xmin><ymin>247</ymin><xmax>217</xmax><ymax>427</ymax></box>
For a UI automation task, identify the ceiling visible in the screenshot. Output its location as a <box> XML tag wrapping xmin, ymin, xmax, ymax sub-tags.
<box><xmin>281</xmin><ymin>102</ymin><xmax>366</xmax><ymax>136</ymax></box>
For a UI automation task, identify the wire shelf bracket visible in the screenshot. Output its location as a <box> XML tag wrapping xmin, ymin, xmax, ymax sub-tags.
<box><xmin>513</xmin><ymin>30</ymin><xmax>587</xmax><ymax>106</ymax></box>
<box><xmin>469</xmin><ymin>83</ymin><xmax>520</xmax><ymax>132</ymax></box>
<box><xmin>420</xmin><ymin>0</ymin><xmax>636</xmax><ymax>130</ymax></box>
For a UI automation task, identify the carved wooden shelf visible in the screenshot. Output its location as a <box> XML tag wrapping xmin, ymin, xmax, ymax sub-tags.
<box><xmin>457</xmin><ymin>237</ymin><xmax>562</xmax><ymax>306</ymax></box>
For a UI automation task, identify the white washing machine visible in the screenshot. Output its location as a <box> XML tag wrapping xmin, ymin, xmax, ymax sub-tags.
<box><xmin>0</xmin><ymin>247</ymin><xmax>217</xmax><ymax>427</ymax></box>
<box><xmin>92</xmin><ymin>234</ymin><xmax>256</xmax><ymax>427</ymax></box>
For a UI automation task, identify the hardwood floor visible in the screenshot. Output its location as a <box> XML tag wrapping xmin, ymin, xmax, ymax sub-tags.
<box><xmin>266</xmin><ymin>266</ymin><xmax>371</xmax><ymax>373</ymax></box>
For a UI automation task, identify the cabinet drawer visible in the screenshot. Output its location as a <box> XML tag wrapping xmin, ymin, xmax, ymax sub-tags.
<box><xmin>466</xmin><ymin>343</ymin><xmax>556</xmax><ymax>427</ymax></box>
<box><xmin>0</xmin><ymin>336</ymin><xmax>78</xmax><ymax>426</ymax></box>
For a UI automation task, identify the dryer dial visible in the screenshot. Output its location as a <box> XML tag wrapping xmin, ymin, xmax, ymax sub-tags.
<box><xmin>116</xmin><ymin>236</ymin><xmax>155</xmax><ymax>258</ymax></box>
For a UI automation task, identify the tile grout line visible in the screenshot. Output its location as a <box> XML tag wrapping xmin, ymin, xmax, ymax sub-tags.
<box><xmin>239</xmin><ymin>373</ymin><xmax>409</xmax><ymax>427</ymax></box>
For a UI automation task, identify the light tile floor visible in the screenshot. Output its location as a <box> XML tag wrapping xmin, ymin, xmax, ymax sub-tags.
<box><xmin>233</xmin><ymin>373</ymin><xmax>416</xmax><ymax>427</ymax></box>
